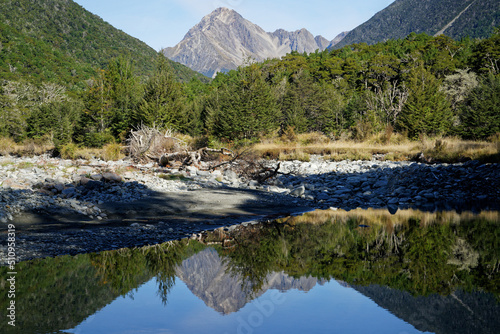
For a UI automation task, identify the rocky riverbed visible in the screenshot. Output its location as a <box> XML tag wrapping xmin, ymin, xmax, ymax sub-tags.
<box><xmin>0</xmin><ymin>154</ymin><xmax>499</xmax><ymax>264</ymax></box>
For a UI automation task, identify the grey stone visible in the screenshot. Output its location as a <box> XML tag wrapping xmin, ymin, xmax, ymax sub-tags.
<box><xmin>290</xmin><ymin>185</ymin><xmax>305</xmax><ymax>197</ymax></box>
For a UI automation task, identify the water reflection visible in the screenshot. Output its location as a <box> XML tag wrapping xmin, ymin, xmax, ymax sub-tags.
<box><xmin>0</xmin><ymin>208</ymin><xmax>499</xmax><ymax>334</ymax></box>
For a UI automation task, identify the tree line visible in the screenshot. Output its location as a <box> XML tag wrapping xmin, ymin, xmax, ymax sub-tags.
<box><xmin>1</xmin><ymin>30</ymin><xmax>499</xmax><ymax>150</ymax></box>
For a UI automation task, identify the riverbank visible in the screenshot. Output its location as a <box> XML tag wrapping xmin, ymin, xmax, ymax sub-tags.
<box><xmin>0</xmin><ymin>154</ymin><xmax>499</xmax><ymax>264</ymax></box>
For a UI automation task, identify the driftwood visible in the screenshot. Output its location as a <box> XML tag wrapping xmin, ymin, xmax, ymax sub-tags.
<box><xmin>158</xmin><ymin>147</ymin><xmax>235</xmax><ymax>168</ymax></box>
<box><xmin>127</xmin><ymin>124</ymin><xmax>187</xmax><ymax>161</ymax></box>
<box><xmin>127</xmin><ymin>126</ymin><xmax>281</xmax><ymax>183</ymax></box>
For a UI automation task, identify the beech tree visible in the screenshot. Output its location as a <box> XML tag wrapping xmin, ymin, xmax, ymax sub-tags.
<box><xmin>133</xmin><ymin>53</ymin><xmax>186</xmax><ymax>132</ymax></box>
<box><xmin>206</xmin><ymin>63</ymin><xmax>280</xmax><ymax>141</ymax></box>
<box><xmin>397</xmin><ymin>64</ymin><xmax>452</xmax><ymax>138</ymax></box>
<box><xmin>459</xmin><ymin>73</ymin><xmax>500</xmax><ymax>139</ymax></box>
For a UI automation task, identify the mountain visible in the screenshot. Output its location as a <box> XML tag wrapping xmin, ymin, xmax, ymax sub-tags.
<box><xmin>163</xmin><ymin>7</ymin><xmax>337</xmax><ymax>78</ymax></box>
<box><xmin>332</xmin><ymin>0</ymin><xmax>500</xmax><ymax>49</ymax></box>
<box><xmin>0</xmin><ymin>0</ymin><xmax>208</xmax><ymax>85</ymax></box>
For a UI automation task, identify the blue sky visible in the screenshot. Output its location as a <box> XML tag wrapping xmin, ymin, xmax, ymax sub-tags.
<box><xmin>73</xmin><ymin>0</ymin><xmax>395</xmax><ymax>51</ymax></box>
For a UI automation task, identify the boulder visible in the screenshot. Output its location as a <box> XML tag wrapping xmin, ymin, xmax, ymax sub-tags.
<box><xmin>290</xmin><ymin>185</ymin><xmax>305</xmax><ymax>197</ymax></box>
<box><xmin>102</xmin><ymin>172</ymin><xmax>122</xmax><ymax>183</ymax></box>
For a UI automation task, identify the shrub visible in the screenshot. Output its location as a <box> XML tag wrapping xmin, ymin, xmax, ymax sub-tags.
<box><xmin>59</xmin><ymin>143</ymin><xmax>79</xmax><ymax>160</ymax></box>
<box><xmin>298</xmin><ymin>131</ymin><xmax>330</xmax><ymax>145</ymax></box>
<box><xmin>101</xmin><ymin>143</ymin><xmax>123</xmax><ymax>161</ymax></box>
<box><xmin>22</xmin><ymin>136</ymin><xmax>53</xmax><ymax>156</ymax></box>
<box><xmin>0</xmin><ymin>137</ymin><xmax>17</xmax><ymax>156</ymax></box>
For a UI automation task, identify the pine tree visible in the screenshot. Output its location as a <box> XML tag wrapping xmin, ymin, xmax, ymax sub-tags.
<box><xmin>26</xmin><ymin>100</ymin><xmax>82</xmax><ymax>147</ymax></box>
<box><xmin>460</xmin><ymin>73</ymin><xmax>500</xmax><ymax>139</ymax></box>
<box><xmin>106</xmin><ymin>56</ymin><xmax>142</xmax><ymax>139</ymax></box>
<box><xmin>397</xmin><ymin>64</ymin><xmax>452</xmax><ymax>138</ymax></box>
<box><xmin>207</xmin><ymin>64</ymin><xmax>280</xmax><ymax>141</ymax></box>
<box><xmin>134</xmin><ymin>53</ymin><xmax>186</xmax><ymax>131</ymax></box>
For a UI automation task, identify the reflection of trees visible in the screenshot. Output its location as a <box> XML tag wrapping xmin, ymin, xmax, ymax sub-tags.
<box><xmin>0</xmin><ymin>210</ymin><xmax>497</xmax><ymax>334</ymax></box>
<box><xmin>221</xmin><ymin>210</ymin><xmax>500</xmax><ymax>298</ymax></box>
<box><xmin>90</xmin><ymin>240</ymin><xmax>190</xmax><ymax>305</ymax></box>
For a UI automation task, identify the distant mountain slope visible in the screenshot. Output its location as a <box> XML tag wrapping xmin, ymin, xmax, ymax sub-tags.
<box><xmin>352</xmin><ymin>284</ymin><xmax>500</xmax><ymax>334</ymax></box>
<box><xmin>332</xmin><ymin>0</ymin><xmax>500</xmax><ymax>49</ymax></box>
<box><xmin>163</xmin><ymin>7</ymin><xmax>335</xmax><ymax>78</ymax></box>
<box><xmin>0</xmin><ymin>0</ymin><xmax>208</xmax><ymax>84</ymax></box>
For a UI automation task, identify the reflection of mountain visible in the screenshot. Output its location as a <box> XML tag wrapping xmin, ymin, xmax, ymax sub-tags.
<box><xmin>175</xmin><ymin>248</ymin><xmax>325</xmax><ymax>314</ymax></box>
<box><xmin>351</xmin><ymin>284</ymin><xmax>500</xmax><ymax>334</ymax></box>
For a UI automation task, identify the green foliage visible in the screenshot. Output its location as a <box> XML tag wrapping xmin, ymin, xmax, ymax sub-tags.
<box><xmin>0</xmin><ymin>0</ymin><xmax>208</xmax><ymax>88</ymax></box>
<box><xmin>26</xmin><ymin>100</ymin><xmax>83</xmax><ymax>147</ymax></box>
<box><xmin>397</xmin><ymin>64</ymin><xmax>452</xmax><ymax>138</ymax></box>
<box><xmin>470</xmin><ymin>28</ymin><xmax>500</xmax><ymax>75</ymax></box>
<box><xmin>134</xmin><ymin>53</ymin><xmax>188</xmax><ymax>132</ymax></box>
<box><xmin>76</xmin><ymin>57</ymin><xmax>141</xmax><ymax>146</ymax></box>
<box><xmin>206</xmin><ymin>63</ymin><xmax>280</xmax><ymax>141</ymax></box>
<box><xmin>0</xmin><ymin>1</ymin><xmax>498</xmax><ymax>147</ymax></box>
<box><xmin>459</xmin><ymin>73</ymin><xmax>500</xmax><ymax>139</ymax></box>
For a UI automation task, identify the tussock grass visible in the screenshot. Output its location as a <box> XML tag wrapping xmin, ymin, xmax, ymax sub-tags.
<box><xmin>253</xmin><ymin>132</ymin><xmax>498</xmax><ymax>163</ymax></box>
<box><xmin>0</xmin><ymin>136</ymin><xmax>54</xmax><ymax>156</ymax></box>
<box><xmin>420</xmin><ymin>136</ymin><xmax>499</xmax><ymax>163</ymax></box>
<box><xmin>101</xmin><ymin>143</ymin><xmax>125</xmax><ymax>161</ymax></box>
<box><xmin>0</xmin><ymin>137</ymin><xmax>18</xmax><ymax>156</ymax></box>
<box><xmin>278</xmin><ymin>150</ymin><xmax>310</xmax><ymax>162</ymax></box>
<box><xmin>277</xmin><ymin>208</ymin><xmax>499</xmax><ymax>228</ymax></box>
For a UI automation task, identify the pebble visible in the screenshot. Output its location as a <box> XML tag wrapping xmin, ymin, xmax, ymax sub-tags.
<box><xmin>1</xmin><ymin>154</ymin><xmax>499</xmax><ymax>224</ymax></box>
<box><xmin>0</xmin><ymin>153</ymin><xmax>499</xmax><ymax>264</ymax></box>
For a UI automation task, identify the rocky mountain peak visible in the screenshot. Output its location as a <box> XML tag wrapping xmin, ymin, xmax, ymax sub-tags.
<box><xmin>163</xmin><ymin>8</ymin><xmax>342</xmax><ymax>78</ymax></box>
<box><xmin>208</xmin><ymin>7</ymin><xmax>241</xmax><ymax>25</ymax></box>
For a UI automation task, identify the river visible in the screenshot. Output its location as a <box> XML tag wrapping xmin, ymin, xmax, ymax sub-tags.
<box><xmin>1</xmin><ymin>208</ymin><xmax>499</xmax><ymax>334</ymax></box>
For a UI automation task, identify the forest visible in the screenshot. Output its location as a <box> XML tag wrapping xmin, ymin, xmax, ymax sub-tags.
<box><xmin>0</xmin><ymin>30</ymin><xmax>499</xmax><ymax>155</ymax></box>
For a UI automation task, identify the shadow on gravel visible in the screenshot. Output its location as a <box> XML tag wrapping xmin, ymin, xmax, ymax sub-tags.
<box><xmin>2</xmin><ymin>184</ymin><xmax>314</xmax><ymax>233</ymax></box>
<box><xmin>275</xmin><ymin>160</ymin><xmax>500</xmax><ymax>214</ymax></box>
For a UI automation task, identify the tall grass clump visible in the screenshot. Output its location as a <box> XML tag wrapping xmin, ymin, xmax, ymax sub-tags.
<box><xmin>0</xmin><ymin>137</ymin><xmax>17</xmax><ymax>156</ymax></box>
<box><xmin>59</xmin><ymin>143</ymin><xmax>79</xmax><ymax>160</ymax></box>
<box><xmin>100</xmin><ymin>143</ymin><xmax>124</xmax><ymax>161</ymax></box>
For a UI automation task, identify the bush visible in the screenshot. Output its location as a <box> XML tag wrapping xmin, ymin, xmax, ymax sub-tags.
<box><xmin>21</xmin><ymin>137</ymin><xmax>52</xmax><ymax>156</ymax></box>
<box><xmin>101</xmin><ymin>143</ymin><xmax>123</xmax><ymax>161</ymax></box>
<box><xmin>83</xmin><ymin>131</ymin><xmax>116</xmax><ymax>148</ymax></box>
<box><xmin>459</xmin><ymin>74</ymin><xmax>500</xmax><ymax>140</ymax></box>
<box><xmin>0</xmin><ymin>137</ymin><xmax>17</xmax><ymax>156</ymax></box>
<box><xmin>59</xmin><ymin>143</ymin><xmax>79</xmax><ymax>160</ymax></box>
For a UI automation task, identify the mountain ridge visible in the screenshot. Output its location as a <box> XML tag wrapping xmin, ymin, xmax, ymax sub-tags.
<box><xmin>0</xmin><ymin>0</ymin><xmax>208</xmax><ymax>85</ymax></box>
<box><xmin>163</xmin><ymin>7</ymin><xmax>343</xmax><ymax>78</ymax></box>
<box><xmin>332</xmin><ymin>0</ymin><xmax>500</xmax><ymax>49</ymax></box>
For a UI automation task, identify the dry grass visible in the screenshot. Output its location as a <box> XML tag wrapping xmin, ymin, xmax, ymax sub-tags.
<box><xmin>277</xmin><ymin>208</ymin><xmax>499</xmax><ymax>227</ymax></box>
<box><xmin>0</xmin><ymin>136</ymin><xmax>55</xmax><ymax>156</ymax></box>
<box><xmin>1</xmin><ymin>131</ymin><xmax>498</xmax><ymax>164</ymax></box>
<box><xmin>419</xmin><ymin>136</ymin><xmax>499</xmax><ymax>163</ymax></box>
<box><xmin>253</xmin><ymin>132</ymin><xmax>499</xmax><ymax>163</ymax></box>
<box><xmin>0</xmin><ymin>137</ymin><xmax>19</xmax><ymax>156</ymax></box>
<box><xmin>100</xmin><ymin>143</ymin><xmax>125</xmax><ymax>161</ymax></box>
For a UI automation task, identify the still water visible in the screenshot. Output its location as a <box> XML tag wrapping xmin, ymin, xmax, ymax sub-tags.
<box><xmin>1</xmin><ymin>208</ymin><xmax>499</xmax><ymax>334</ymax></box>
